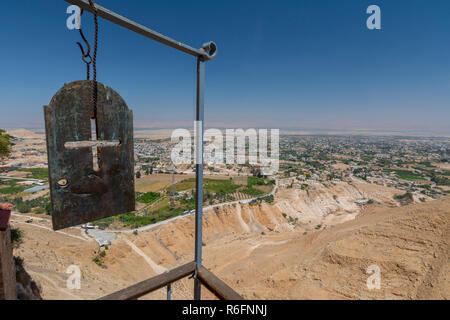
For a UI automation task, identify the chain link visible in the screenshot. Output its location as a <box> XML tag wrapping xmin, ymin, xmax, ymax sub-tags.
<box><xmin>89</xmin><ymin>0</ymin><xmax>99</xmax><ymax>125</ymax></box>
<box><xmin>76</xmin><ymin>1</ymin><xmax>100</xmax><ymax>137</ymax></box>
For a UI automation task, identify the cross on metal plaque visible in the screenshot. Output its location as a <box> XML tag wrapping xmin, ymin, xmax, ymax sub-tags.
<box><xmin>44</xmin><ymin>80</ymin><xmax>135</xmax><ymax>230</ymax></box>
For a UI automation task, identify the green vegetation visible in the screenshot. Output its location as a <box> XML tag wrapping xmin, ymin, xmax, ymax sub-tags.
<box><xmin>116</xmin><ymin>210</ymin><xmax>172</xmax><ymax>228</ymax></box>
<box><xmin>94</xmin><ymin>197</ymin><xmax>196</xmax><ymax>229</ymax></box>
<box><xmin>174</xmin><ymin>178</ymin><xmax>241</xmax><ymax>194</ymax></box>
<box><xmin>242</xmin><ymin>187</ymin><xmax>264</xmax><ymax>196</ymax></box>
<box><xmin>18</xmin><ymin>168</ymin><xmax>49</xmax><ymax>180</ymax></box>
<box><xmin>376</xmin><ymin>159</ymin><xmax>392</xmax><ymax>167</ymax></box>
<box><xmin>288</xmin><ymin>216</ymin><xmax>298</xmax><ymax>225</ymax></box>
<box><xmin>10</xmin><ymin>228</ymin><xmax>24</xmax><ymax>249</ymax></box>
<box><xmin>431</xmin><ymin>175</ymin><xmax>450</xmax><ymax>186</ymax></box>
<box><xmin>385</xmin><ymin>169</ymin><xmax>425</xmax><ymax>181</ymax></box>
<box><xmin>282</xmin><ymin>213</ymin><xmax>298</xmax><ymax>225</ymax></box>
<box><xmin>93</xmin><ymin>216</ymin><xmax>115</xmax><ymax>229</ymax></box>
<box><xmin>247</xmin><ymin>177</ymin><xmax>267</xmax><ymax>187</ymax></box>
<box><xmin>92</xmin><ymin>248</ymin><xmax>108</xmax><ymax>267</ymax></box>
<box><xmin>281</xmin><ymin>211</ymin><xmax>299</xmax><ymax>225</ymax></box>
<box><xmin>13</xmin><ymin>196</ymin><xmax>51</xmax><ymax>214</ymax></box>
<box><xmin>16</xmin><ymin>202</ymin><xmax>31</xmax><ymax>213</ymax></box>
<box><xmin>174</xmin><ymin>178</ymin><xmax>196</xmax><ymax>192</ymax></box>
<box><xmin>95</xmin><ymin>177</ymin><xmax>274</xmax><ymax>230</ymax></box>
<box><xmin>0</xmin><ymin>181</ymin><xmax>27</xmax><ymax>195</ymax></box>
<box><xmin>135</xmin><ymin>192</ymin><xmax>160</xmax><ymax>204</ymax></box>
<box><xmin>259</xmin><ymin>194</ymin><xmax>274</xmax><ymax>204</ymax></box>
<box><xmin>205</xmin><ymin>179</ymin><xmax>240</xmax><ymax>194</ymax></box>
<box><xmin>394</xmin><ymin>192</ymin><xmax>413</xmax><ymax>201</ymax></box>
<box><xmin>394</xmin><ymin>192</ymin><xmax>414</xmax><ymax>205</ymax></box>
<box><xmin>33</xmin><ymin>207</ymin><xmax>46</xmax><ymax>214</ymax></box>
<box><xmin>418</xmin><ymin>161</ymin><xmax>435</xmax><ymax>168</ymax></box>
<box><xmin>92</xmin><ymin>256</ymin><xmax>102</xmax><ymax>267</ymax></box>
<box><xmin>125</xmin><ymin>204</ymin><xmax>192</xmax><ymax>228</ymax></box>
<box><xmin>0</xmin><ymin>129</ymin><xmax>13</xmax><ymax>158</ymax></box>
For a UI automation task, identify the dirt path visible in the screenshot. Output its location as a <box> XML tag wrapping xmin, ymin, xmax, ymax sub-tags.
<box><xmin>11</xmin><ymin>220</ymin><xmax>89</xmax><ymax>242</ymax></box>
<box><xmin>122</xmin><ymin>238</ymin><xmax>167</xmax><ymax>274</ymax></box>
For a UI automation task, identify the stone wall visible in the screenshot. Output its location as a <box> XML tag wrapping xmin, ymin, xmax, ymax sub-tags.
<box><xmin>0</xmin><ymin>227</ymin><xmax>17</xmax><ymax>300</ymax></box>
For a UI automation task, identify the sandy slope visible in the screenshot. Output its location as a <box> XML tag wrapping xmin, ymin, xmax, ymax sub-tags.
<box><xmin>11</xmin><ymin>183</ymin><xmax>449</xmax><ymax>300</ymax></box>
<box><xmin>204</xmin><ymin>198</ymin><xmax>450</xmax><ymax>300</ymax></box>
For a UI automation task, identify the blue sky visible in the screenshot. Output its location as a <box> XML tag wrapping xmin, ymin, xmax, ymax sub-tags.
<box><xmin>1</xmin><ymin>0</ymin><xmax>449</xmax><ymax>134</ymax></box>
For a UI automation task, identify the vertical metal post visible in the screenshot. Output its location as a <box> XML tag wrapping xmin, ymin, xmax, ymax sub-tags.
<box><xmin>194</xmin><ymin>57</ymin><xmax>205</xmax><ymax>300</ymax></box>
<box><xmin>167</xmin><ymin>284</ymin><xmax>172</xmax><ymax>300</ymax></box>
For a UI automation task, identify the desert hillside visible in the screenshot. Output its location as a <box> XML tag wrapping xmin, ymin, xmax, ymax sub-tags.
<box><xmin>10</xmin><ymin>185</ymin><xmax>449</xmax><ymax>300</ymax></box>
<box><xmin>206</xmin><ymin>197</ymin><xmax>449</xmax><ymax>300</ymax></box>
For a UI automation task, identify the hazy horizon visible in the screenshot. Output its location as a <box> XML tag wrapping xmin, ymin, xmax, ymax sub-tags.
<box><xmin>1</xmin><ymin>0</ymin><xmax>450</xmax><ymax>135</ymax></box>
<box><xmin>5</xmin><ymin>125</ymin><xmax>450</xmax><ymax>139</ymax></box>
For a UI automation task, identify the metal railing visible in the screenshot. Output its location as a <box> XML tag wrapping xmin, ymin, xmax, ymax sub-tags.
<box><xmin>65</xmin><ymin>0</ymin><xmax>217</xmax><ymax>61</ymax></box>
<box><xmin>99</xmin><ymin>261</ymin><xmax>243</xmax><ymax>300</ymax></box>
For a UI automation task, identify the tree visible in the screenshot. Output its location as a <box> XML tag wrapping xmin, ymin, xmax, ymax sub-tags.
<box><xmin>136</xmin><ymin>171</ymin><xmax>141</xmax><ymax>179</ymax></box>
<box><xmin>0</xmin><ymin>129</ymin><xmax>13</xmax><ymax>160</ymax></box>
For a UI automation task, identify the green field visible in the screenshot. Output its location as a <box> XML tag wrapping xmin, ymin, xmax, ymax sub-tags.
<box><xmin>135</xmin><ymin>192</ymin><xmax>161</xmax><ymax>204</ymax></box>
<box><xmin>385</xmin><ymin>169</ymin><xmax>425</xmax><ymax>181</ymax></box>
<box><xmin>247</xmin><ymin>176</ymin><xmax>267</xmax><ymax>187</ymax></box>
<box><xmin>19</xmin><ymin>168</ymin><xmax>49</xmax><ymax>180</ymax></box>
<box><xmin>173</xmin><ymin>178</ymin><xmax>240</xmax><ymax>194</ymax></box>
<box><xmin>174</xmin><ymin>178</ymin><xmax>196</xmax><ymax>192</ymax></box>
<box><xmin>242</xmin><ymin>187</ymin><xmax>264</xmax><ymax>196</ymax></box>
<box><xmin>205</xmin><ymin>179</ymin><xmax>240</xmax><ymax>194</ymax></box>
<box><xmin>94</xmin><ymin>197</ymin><xmax>195</xmax><ymax>229</ymax></box>
<box><xmin>418</xmin><ymin>161</ymin><xmax>435</xmax><ymax>168</ymax></box>
<box><xmin>0</xmin><ymin>181</ymin><xmax>27</xmax><ymax>194</ymax></box>
<box><xmin>94</xmin><ymin>177</ymin><xmax>273</xmax><ymax>230</ymax></box>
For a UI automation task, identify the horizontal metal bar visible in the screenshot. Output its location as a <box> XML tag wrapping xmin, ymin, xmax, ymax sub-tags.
<box><xmin>64</xmin><ymin>140</ymin><xmax>120</xmax><ymax>149</ymax></box>
<box><xmin>65</xmin><ymin>0</ymin><xmax>217</xmax><ymax>60</ymax></box>
<box><xmin>197</xmin><ymin>266</ymin><xmax>244</xmax><ymax>300</ymax></box>
<box><xmin>99</xmin><ymin>262</ymin><xmax>196</xmax><ymax>300</ymax></box>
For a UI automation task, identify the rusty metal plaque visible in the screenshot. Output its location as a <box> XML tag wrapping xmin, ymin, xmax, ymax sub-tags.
<box><xmin>44</xmin><ymin>80</ymin><xmax>135</xmax><ymax>230</ymax></box>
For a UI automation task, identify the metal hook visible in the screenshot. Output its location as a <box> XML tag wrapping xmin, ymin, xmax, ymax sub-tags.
<box><xmin>77</xmin><ymin>43</ymin><xmax>92</xmax><ymax>64</ymax></box>
<box><xmin>76</xmin><ymin>9</ymin><xmax>92</xmax><ymax>64</ymax></box>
